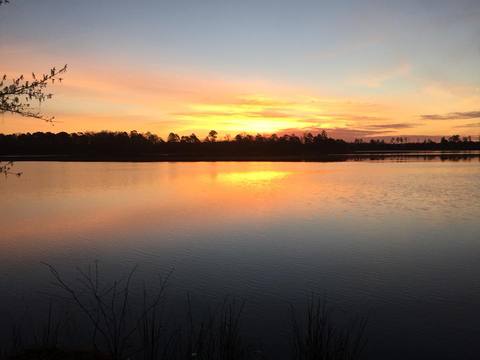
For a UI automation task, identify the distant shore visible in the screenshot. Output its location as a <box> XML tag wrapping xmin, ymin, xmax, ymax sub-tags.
<box><xmin>2</xmin><ymin>150</ymin><xmax>479</xmax><ymax>162</ymax></box>
<box><xmin>2</xmin><ymin>131</ymin><xmax>479</xmax><ymax>163</ymax></box>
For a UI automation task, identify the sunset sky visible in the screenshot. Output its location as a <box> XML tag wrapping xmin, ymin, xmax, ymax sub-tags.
<box><xmin>1</xmin><ymin>0</ymin><xmax>479</xmax><ymax>140</ymax></box>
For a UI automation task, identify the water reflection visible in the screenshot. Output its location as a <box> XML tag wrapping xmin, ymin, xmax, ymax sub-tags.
<box><xmin>217</xmin><ymin>170</ymin><xmax>291</xmax><ymax>185</ymax></box>
<box><xmin>348</xmin><ymin>151</ymin><xmax>480</xmax><ymax>162</ymax></box>
<box><xmin>1</xmin><ymin>160</ymin><xmax>480</xmax><ymax>359</ymax></box>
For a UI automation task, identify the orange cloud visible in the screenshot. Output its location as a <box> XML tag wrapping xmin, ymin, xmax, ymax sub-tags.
<box><xmin>2</xmin><ymin>49</ymin><xmax>480</xmax><ymax>139</ymax></box>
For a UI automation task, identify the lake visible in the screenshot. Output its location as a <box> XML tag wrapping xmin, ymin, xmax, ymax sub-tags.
<box><xmin>1</xmin><ymin>158</ymin><xmax>480</xmax><ymax>359</ymax></box>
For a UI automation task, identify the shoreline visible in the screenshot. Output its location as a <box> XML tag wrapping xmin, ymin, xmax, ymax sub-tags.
<box><xmin>1</xmin><ymin>150</ymin><xmax>479</xmax><ymax>162</ymax></box>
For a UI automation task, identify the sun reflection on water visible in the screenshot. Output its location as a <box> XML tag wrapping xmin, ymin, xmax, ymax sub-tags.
<box><xmin>217</xmin><ymin>170</ymin><xmax>291</xmax><ymax>185</ymax></box>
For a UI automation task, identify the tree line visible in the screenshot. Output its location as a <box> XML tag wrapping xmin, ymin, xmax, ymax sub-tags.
<box><xmin>0</xmin><ymin>131</ymin><xmax>479</xmax><ymax>159</ymax></box>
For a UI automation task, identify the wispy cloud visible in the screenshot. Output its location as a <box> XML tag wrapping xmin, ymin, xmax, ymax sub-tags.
<box><xmin>454</xmin><ymin>122</ymin><xmax>480</xmax><ymax>128</ymax></box>
<box><xmin>351</xmin><ymin>63</ymin><xmax>411</xmax><ymax>88</ymax></box>
<box><xmin>421</xmin><ymin>110</ymin><xmax>480</xmax><ymax>120</ymax></box>
<box><xmin>277</xmin><ymin>126</ymin><xmax>392</xmax><ymax>140</ymax></box>
<box><xmin>363</xmin><ymin>123</ymin><xmax>418</xmax><ymax>130</ymax></box>
<box><xmin>321</xmin><ymin>114</ymin><xmax>386</xmax><ymax>122</ymax></box>
<box><xmin>174</xmin><ymin>110</ymin><xmax>295</xmax><ymax>119</ymax></box>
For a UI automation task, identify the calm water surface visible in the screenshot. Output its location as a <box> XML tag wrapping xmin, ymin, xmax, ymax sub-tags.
<box><xmin>1</xmin><ymin>160</ymin><xmax>480</xmax><ymax>359</ymax></box>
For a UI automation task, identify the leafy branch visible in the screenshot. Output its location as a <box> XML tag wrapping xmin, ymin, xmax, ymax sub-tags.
<box><xmin>0</xmin><ymin>65</ymin><xmax>68</xmax><ymax>122</ymax></box>
<box><xmin>0</xmin><ymin>161</ymin><xmax>22</xmax><ymax>177</ymax></box>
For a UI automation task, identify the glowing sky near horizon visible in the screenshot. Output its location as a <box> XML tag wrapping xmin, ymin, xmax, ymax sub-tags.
<box><xmin>1</xmin><ymin>0</ymin><xmax>480</xmax><ymax>140</ymax></box>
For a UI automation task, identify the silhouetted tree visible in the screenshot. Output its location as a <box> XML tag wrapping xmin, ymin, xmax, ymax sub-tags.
<box><xmin>319</xmin><ymin>130</ymin><xmax>328</xmax><ymax>141</ymax></box>
<box><xmin>303</xmin><ymin>132</ymin><xmax>314</xmax><ymax>144</ymax></box>
<box><xmin>1</xmin><ymin>0</ymin><xmax>66</xmax><ymax>175</ymax></box>
<box><xmin>448</xmin><ymin>135</ymin><xmax>461</xmax><ymax>143</ymax></box>
<box><xmin>180</xmin><ymin>133</ymin><xmax>200</xmax><ymax>143</ymax></box>
<box><xmin>206</xmin><ymin>129</ymin><xmax>218</xmax><ymax>142</ymax></box>
<box><xmin>255</xmin><ymin>133</ymin><xmax>265</xmax><ymax>143</ymax></box>
<box><xmin>167</xmin><ymin>132</ymin><xmax>180</xmax><ymax>143</ymax></box>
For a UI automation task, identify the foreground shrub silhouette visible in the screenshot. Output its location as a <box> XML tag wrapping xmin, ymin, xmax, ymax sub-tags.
<box><xmin>182</xmin><ymin>296</ymin><xmax>249</xmax><ymax>360</ymax></box>
<box><xmin>43</xmin><ymin>263</ymin><xmax>171</xmax><ymax>360</ymax></box>
<box><xmin>291</xmin><ymin>297</ymin><xmax>367</xmax><ymax>360</ymax></box>
<box><xmin>2</xmin><ymin>263</ymin><xmax>367</xmax><ymax>360</ymax></box>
